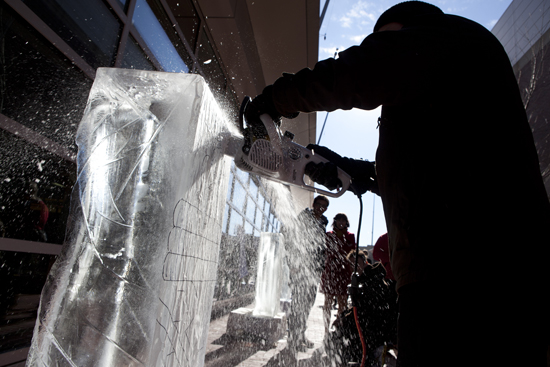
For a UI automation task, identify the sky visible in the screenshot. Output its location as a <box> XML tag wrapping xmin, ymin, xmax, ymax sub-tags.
<box><xmin>314</xmin><ymin>0</ymin><xmax>513</xmax><ymax>248</ymax></box>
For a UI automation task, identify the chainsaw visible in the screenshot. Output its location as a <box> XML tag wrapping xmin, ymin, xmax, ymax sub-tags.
<box><xmin>224</xmin><ymin>97</ymin><xmax>351</xmax><ymax>198</ymax></box>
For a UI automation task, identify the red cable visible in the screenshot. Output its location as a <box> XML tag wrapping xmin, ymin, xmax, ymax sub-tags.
<box><xmin>353</xmin><ymin>306</ymin><xmax>367</xmax><ymax>367</ymax></box>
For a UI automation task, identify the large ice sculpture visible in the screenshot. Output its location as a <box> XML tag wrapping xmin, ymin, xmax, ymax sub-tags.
<box><xmin>253</xmin><ymin>232</ymin><xmax>284</xmax><ymax>318</ymax></box>
<box><xmin>27</xmin><ymin>68</ymin><xmax>232</xmax><ymax>366</ymax></box>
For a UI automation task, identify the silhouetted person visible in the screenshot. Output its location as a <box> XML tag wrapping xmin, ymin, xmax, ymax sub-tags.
<box><xmin>372</xmin><ymin>233</ymin><xmax>393</xmax><ymax>281</ymax></box>
<box><xmin>321</xmin><ymin>213</ymin><xmax>355</xmax><ymax>336</ymax></box>
<box><xmin>244</xmin><ymin>2</ymin><xmax>550</xmax><ymax>365</ymax></box>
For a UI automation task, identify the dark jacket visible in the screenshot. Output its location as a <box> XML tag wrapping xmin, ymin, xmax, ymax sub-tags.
<box><xmin>321</xmin><ymin>230</ymin><xmax>356</xmax><ymax>295</ymax></box>
<box><xmin>269</xmin><ymin>13</ymin><xmax>550</xmax><ymax>293</ymax></box>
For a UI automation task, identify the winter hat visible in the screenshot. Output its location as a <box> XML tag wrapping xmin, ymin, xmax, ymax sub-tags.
<box><xmin>373</xmin><ymin>1</ymin><xmax>444</xmax><ymax>32</ymax></box>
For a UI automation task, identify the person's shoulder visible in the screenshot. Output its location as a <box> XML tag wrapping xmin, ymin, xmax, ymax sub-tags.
<box><xmin>440</xmin><ymin>14</ymin><xmax>501</xmax><ymax>45</ymax></box>
<box><xmin>374</xmin><ymin>233</ymin><xmax>388</xmax><ymax>248</ymax></box>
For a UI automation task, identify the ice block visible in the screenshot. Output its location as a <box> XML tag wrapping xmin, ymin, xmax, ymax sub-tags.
<box><xmin>27</xmin><ymin>68</ymin><xmax>232</xmax><ymax>367</ymax></box>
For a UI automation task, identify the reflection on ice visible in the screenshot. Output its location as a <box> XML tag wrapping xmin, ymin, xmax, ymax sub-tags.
<box><xmin>27</xmin><ymin>68</ymin><xmax>232</xmax><ymax>367</ymax></box>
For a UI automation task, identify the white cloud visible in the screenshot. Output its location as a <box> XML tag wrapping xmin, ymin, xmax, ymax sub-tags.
<box><xmin>340</xmin><ymin>15</ymin><xmax>353</xmax><ymax>28</ymax></box>
<box><xmin>339</xmin><ymin>1</ymin><xmax>377</xmax><ymax>29</ymax></box>
<box><xmin>488</xmin><ymin>19</ymin><xmax>498</xmax><ymax>29</ymax></box>
<box><xmin>320</xmin><ymin>47</ymin><xmax>335</xmax><ymax>58</ymax></box>
<box><xmin>349</xmin><ymin>34</ymin><xmax>368</xmax><ymax>43</ymax></box>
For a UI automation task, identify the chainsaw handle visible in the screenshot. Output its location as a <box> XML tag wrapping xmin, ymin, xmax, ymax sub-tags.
<box><xmin>239</xmin><ymin>96</ymin><xmax>251</xmax><ymax>132</ymax></box>
<box><xmin>302</xmin><ymin>151</ymin><xmax>351</xmax><ymax>198</ymax></box>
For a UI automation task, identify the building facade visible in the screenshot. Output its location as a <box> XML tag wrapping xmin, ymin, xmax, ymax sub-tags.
<box><xmin>0</xmin><ymin>0</ymin><xmax>319</xmax><ymax>364</ymax></box>
<box><xmin>492</xmin><ymin>0</ymin><xmax>550</xmax><ymax>195</ymax></box>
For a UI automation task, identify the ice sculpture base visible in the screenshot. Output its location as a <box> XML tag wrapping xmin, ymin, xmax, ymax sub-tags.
<box><xmin>226</xmin><ymin>307</ymin><xmax>286</xmax><ymax>346</ymax></box>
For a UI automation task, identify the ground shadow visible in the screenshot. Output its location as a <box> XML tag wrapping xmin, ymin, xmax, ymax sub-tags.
<box><xmin>204</xmin><ymin>333</ymin><xmax>276</xmax><ymax>367</ymax></box>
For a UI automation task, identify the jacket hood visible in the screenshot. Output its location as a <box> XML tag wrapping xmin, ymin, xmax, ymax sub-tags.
<box><xmin>373</xmin><ymin>1</ymin><xmax>444</xmax><ymax>32</ymax></box>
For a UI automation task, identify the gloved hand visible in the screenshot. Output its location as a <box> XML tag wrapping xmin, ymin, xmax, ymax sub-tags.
<box><xmin>244</xmin><ymin>85</ymin><xmax>283</xmax><ymax>128</ymax></box>
<box><xmin>306</xmin><ymin>144</ymin><xmax>378</xmax><ymax>196</ymax></box>
<box><xmin>304</xmin><ymin>161</ymin><xmax>342</xmax><ymax>191</ymax></box>
<box><xmin>244</xmin><ymin>85</ymin><xmax>300</xmax><ymax>128</ymax></box>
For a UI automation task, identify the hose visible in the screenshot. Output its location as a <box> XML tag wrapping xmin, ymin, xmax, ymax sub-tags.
<box><xmin>352</xmin><ymin>194</ymin><xmax>367</xmax><ymax>367</ymax></box>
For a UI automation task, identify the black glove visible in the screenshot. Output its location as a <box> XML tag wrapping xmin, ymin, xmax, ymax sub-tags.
<box><xmin>304</xmin><ymin>161</ymin><xmax>342</xmax><ymax>191</ymax></box>
<box><xmin>306</xmin><ymin>144</ymin><xmax>378</xmax><ymax>196</ymax></box>
<box><xmin>244</xmin><ymin>85</ymin><xmax>287</xmax><ymax>129</ymax></box>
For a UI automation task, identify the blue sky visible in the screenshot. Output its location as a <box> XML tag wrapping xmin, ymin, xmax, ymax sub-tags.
<box><xmin>315</xmin><ymin>0</ymin><xmax>513</xmax><ymax>247</ymax></box>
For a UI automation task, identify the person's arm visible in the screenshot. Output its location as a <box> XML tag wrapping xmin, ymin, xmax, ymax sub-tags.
<box><xmin>244</xmin><ymin>29</ymin><xmax>420</xmax><ymax>125</ymax></box>
<box><xmin>270</xmin><ymin>30</ymin><xmax>420</xmax><ymax>116</ymax></box>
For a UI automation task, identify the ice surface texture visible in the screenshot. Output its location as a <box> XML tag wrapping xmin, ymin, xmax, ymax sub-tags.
<box><xmin>26</xmin><ymin>68</ymin><xmax>232</xmax><ymax>367</ymax></box>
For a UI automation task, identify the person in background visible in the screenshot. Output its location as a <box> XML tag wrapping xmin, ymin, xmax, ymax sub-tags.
<box><xmin>244</xmin><ymin>1</ymin><xmax>550</xmax><ymax>365</ymax></box>
<box><xmin>372</xmin><ymin>233</ymin><xmax>393</xmax><ymax>281</ymax></box>
<box><xmin>286</xmin><ymin>195</ymin><xmax>329</xmax><ymax>355</ymax></box>
<box><xmin>372</xmin><ymin>233</ymin><xmax>398</xmax><ymax>353</ymax></box>
<box><xmin>320</xmin><ymin>213</ymin><xmax>355</xmax><ymax>336</ymax></box>
<box><xmin>6</xmin><ymin>179</ymin><xmax>49</xmax><ymax>242</ymax></box>
<box><xmin>326</xmin><ymin>249</ymin><xmax>394</xmax><ymax>366</ymax></box>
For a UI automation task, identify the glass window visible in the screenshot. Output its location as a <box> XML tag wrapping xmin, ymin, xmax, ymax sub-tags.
<box><xmin>222</xmin><ymin>204</ymin><xmax>229</xmax><ymax>233</ymax></box>
<box><xmin>117</xmin><ymin>0</ymin><xmax>129</xmax><ymax>12</ymax></box>
<box><xmin>145</xmin><ymin>0</ymin><xmax>194</xmax><ymax>68</ymax></box>
<box><xmin>23</xmin><ymin>0</ymin><xmax>122</xmax><ymax>69</ymax></box>
<box><xmin>197</xmin><ymin>27</ymin><xmax>226</xmax><ymax>97</ymax></box>
<box><xmin>232</xmin><ymin>181</ymin><xmax>246</xmax><ymax>213</ymax></box>
<box><xmin>234</xmin><ymin>167</ymin><xmax>249</xmax><ymax>187</ymax></box>
<box><xmin>120</xmin><ymin>35</ymin><xmax>155</xmax><ymax>70</ymax></box>
<box><xmin>244</xmin><ymin>221</ymin><xmax>253</xmax><ymax>235</ymax></box>
<box><xmin>249</xmin><ymin>179</ymin><xmax>258</xmax><ymax>199</ymax></box>
<box><xmin>0</xmin><ymin>2</ymin><xmax>93</xmax><ymax>149</ymax></box>
<box><xmin>245</xmin><ymin>197</ymin><xmax>255</xmax><ymax>223</ymax></box>
<box><xmin>267</xmin><ymin>213</ymin><xmax>275</xmax><ymax>232</ymax></box>
<box><xmin>255</xmin><ymin>208</ymin><xmax>263</xmax><ymax>228</ymax></box>
<box><xmin>0</xmin><ymin>251</ymin><xmax>57</xmax><ymax>352</ymax></box>
<box><xmin>228</xmin><ymin>209</ymin><xmax>243</xmax><ymax>236</ymax></box>
<box><xmin>0</xmin><ymin>129</ymin><xmax>76</xmax><ymax>245</ymax></box>
<box><xmin>0</xmin><ymin>3</ymin><xmax>83</xmax><ymax>354</ymax></box>
<box><xmin>0</xmin><ymin>3</ymin><xmax>81</xmax><ymax>242</ymax></box>
<box><xmin>257</xmin><ymin>194</ymin><xmax>265</xmax><ymax>212</ymax></box>
<box><xmin>171</xmin><ymin>0</ymin><xmax>200</xmax><ymax>52</ymax></box>
<box><xmin>132</xmin><ymin>0</ymin><xmax>189</xmax><ymax>73</ymax></box>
